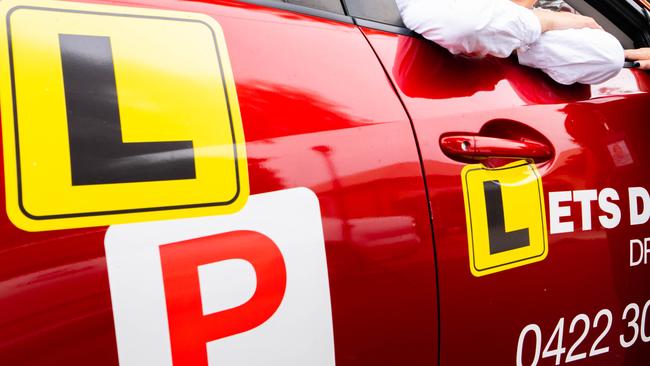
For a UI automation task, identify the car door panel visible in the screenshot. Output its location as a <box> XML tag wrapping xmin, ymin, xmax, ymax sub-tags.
<box><xmin>362</xmin><ymin>26</ymin><xmax>650</xmax><ymax>365</ymax></box>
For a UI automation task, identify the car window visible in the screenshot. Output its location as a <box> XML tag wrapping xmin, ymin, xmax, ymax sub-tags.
<box><xmin>344</xmin><ymin>0</ymin><xmax>648</xmax><ymax>48</ymax></box>
<box><xmin>625</xmin><ymin>0</ymin><xmax>647</xmax><ymax>14</ymax></box>
<box><xmin>265</xmin><ymin>0</ymin><xmax>345</xmax><ymax>14</ymax></box>
<box><xmin>566</xmin><ymin>0</ymin><xmax>636</xmax><ymax>48</ymax></box>
<box><xmin>343</xmin><ymin>0</ymin><xmax>405</xmax><ymax>27</ymax></box>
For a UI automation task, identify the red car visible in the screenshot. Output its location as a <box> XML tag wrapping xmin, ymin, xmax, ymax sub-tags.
<box><xmin>1</xmin><ymin>0</ymin><xmax>649</xmax><ymax>365</ymax></box>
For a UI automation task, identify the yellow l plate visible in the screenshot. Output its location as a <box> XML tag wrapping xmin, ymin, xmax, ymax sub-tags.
<box><xmin>0</xmin><ymin>0</ymin><xmax>248</xmax><ymax>231</ymax></box>
<box><xmin>462</xmin><ymin>160</ymin><xmax>548</xmax><ymax>277</ymax></box>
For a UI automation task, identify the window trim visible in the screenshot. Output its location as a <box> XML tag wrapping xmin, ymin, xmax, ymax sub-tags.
<box><xmin>234</xmin><ymin>0</ymin><xmax>416</xmax><ymax>35</ymax></box>
<box><xmin>236</xmin><ymin>0</ymin><xmax>354</xmax><ymax>24</ymax></box>
<box><xmin>354</xmin><ymin>18</ymin><xmax>415</xmax><ymax>36</ymax></box>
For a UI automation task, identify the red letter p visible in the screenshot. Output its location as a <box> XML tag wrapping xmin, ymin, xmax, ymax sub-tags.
<box><xmin>159</xmin><ymin>230</ymin><xmax>287</xmax><ymax>366</ymax></box>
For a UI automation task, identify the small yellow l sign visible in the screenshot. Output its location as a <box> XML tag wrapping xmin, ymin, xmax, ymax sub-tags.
<box><xmin>462</xmin><ymin>160</ymin><xmax>548</xmax><ymax>277</ymax></box>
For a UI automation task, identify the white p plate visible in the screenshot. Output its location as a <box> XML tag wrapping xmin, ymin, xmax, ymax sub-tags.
<box><xmin>105</xmin><ymin>188</ymin><xmax>335</xmax><ymax>366</ymax></box>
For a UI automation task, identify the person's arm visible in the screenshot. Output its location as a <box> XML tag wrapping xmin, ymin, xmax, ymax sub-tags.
<box><xmin>396</xmin><ymin>0</ymin><xmax>602</xmax><ymax>58</ymax></box>
<box><xmin>518</xmin><ymin>28</ymin><xmax>624</xmax><ymax>85</ymax></box>
<box><xmin>396</xmin><ymin>0</ymin><xmax>541</xmax><ymax>57</ymax></box>
<box><xmin>624</xmin><ymin>48</ymin><xmax>650</xmax><ymax>69</ymax></box>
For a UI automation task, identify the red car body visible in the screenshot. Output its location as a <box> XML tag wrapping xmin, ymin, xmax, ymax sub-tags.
<box><xmin>1</xmin><ymin>0</ymin><xmax>649</xmax><ymax>365</ymax></box>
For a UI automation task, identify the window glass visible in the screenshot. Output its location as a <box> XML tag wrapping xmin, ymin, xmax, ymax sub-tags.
<box><xmin>565</xmin><ymin>0</ymin><xmax>635</xmax><ymax>48</ymax></box>
<box><xmin>265</xmin><ymin>0</ymin><xmax>345</xmax><ymax>14</ymax></box>
<box><xmin>624</xmin><ymin>0</ymin><xmax>646</xmax><ymax>14</ymax></box>
<box><xmin>344</xmin><ymin>0</ymin><xmax>405</xmax><ymax>27</ymax></box>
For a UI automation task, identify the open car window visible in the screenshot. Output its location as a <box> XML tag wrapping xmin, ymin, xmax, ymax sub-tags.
<box><xmin>566</xmin><ymin>0</ymin><xmax>635</xmax><ymax>48</ymax></box>
<box><xmin>342</xmin><ymin>0</ymin><xmax>650</xmax><ymax>48</ymax></box>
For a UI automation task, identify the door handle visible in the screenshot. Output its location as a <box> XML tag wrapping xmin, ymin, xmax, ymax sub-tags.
<box><xmin>440</xmin><ymin>134</ymin><xmax>553</xmax><ymax>162</ymax></box>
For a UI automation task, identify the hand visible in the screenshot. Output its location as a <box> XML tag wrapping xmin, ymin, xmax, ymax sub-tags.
<box><xmin>533</xmin><ymin>9</ymin><xmax>603</xmax><ymax>32</ymax></box>
<box><xmin>625</xmin><ymin>48</ymin><xmax>650</xmax><ymax>70</ymax></box>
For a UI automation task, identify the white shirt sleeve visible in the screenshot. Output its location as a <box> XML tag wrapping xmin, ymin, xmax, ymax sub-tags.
<box><xmin>518</xmin><ymin>28</ymin><xmax>624</xmax><ymax>85</ymax></box>
<box><xmin>396</xmin><ymin>0</ymin><xmax>624</xmax><ymax>85</ymax></box>
<box><xmin>396</xmin><ymin>0</ymin><xmax>542</xmax><ymax>58</ymax></box>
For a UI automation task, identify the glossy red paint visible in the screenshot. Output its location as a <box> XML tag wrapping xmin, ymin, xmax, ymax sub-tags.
<box><xmin>1</xmin><ymin>1</ymin><xmax>437</xmax><ymax>365</ymax></box>
<box><xmin>3</xmin><ymin>0</ymin><xmax>650</xmax><ymax>365</ymax></box>
<box><xmin>362</xmin><ymin>27</ymin><xmax>650</xmax><ymax>365</ymax></box>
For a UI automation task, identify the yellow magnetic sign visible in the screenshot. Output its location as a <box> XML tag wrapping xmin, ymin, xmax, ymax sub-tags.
<box><xmin>461</xmin><ymin>160</ymin><xmax>548</xmax><ymax>277</ymax></box>
<box><xmin>0</xmin><ymin>0</ymin><xmax>248</xmax><ymax>231</ymax></box>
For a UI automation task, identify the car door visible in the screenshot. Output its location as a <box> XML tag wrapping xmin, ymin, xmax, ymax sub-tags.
<box><xmin>349</xmin><ymin>0</ymin><xmax>650</xmax><ymax>364</ymax></box>
<box><xmin>0</xmin><ymin>0</ymin><xmax>438</xmax><ymax>365</ymax></box>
